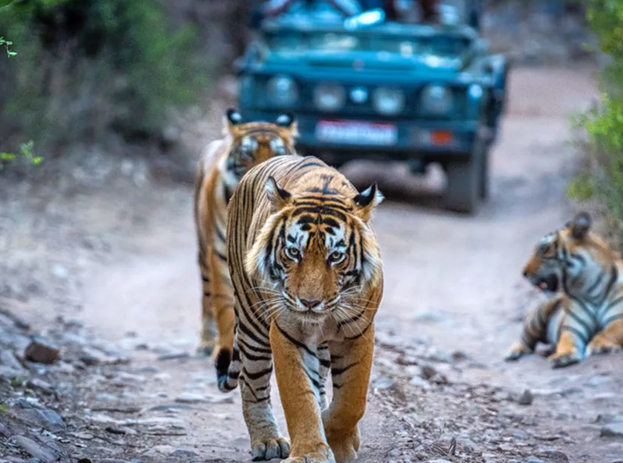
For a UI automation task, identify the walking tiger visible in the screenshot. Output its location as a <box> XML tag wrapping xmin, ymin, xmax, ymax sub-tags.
<box><xmin>218</xmin><ymin>155</ymin><xmax>384</xmax><ymax>463</ymax></box>
<box><xmin>193</xmin><ymin>109</ymin><xmax>297</xmax><ymax>357</ymax></box>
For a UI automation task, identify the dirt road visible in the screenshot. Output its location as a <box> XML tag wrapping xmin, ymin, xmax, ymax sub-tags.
<box><xmin>4</xmin><ymin>66</ymin><xmax>623</xmax><ymax>463</ymax></box>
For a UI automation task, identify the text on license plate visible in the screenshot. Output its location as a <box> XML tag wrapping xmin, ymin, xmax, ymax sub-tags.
<box><xmin>315</xmin><ymin>120</ymin><xmax>397</xmax><ymax>146</ymax></box>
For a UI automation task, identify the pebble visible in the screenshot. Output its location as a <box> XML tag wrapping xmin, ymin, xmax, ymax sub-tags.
<box><xmin>175</xmin><ymin>392</ymin><xmax>209</xmax><ymax>404</ymax></box>
<box><xmin>536</xmin><ymin>448</ymin><xmax>569</xmax><ymax>462</ymax></box>
<box><xmin>157</xmin><ymin>352</ymin><xmax>190</xmax><ymax>361</ymax></box>
<box><xmin>16</xmin><ymin>397</ymin><xmax>36</xmax><ymax>409</ymax></box>
<box><xmin>111</xmin><ymin>372</ymin><xmax>145</xmax><ymax>386</ymax></box>
<box><xmin>596</xmin><ymin>414</ymin><xmax>619</xmax><ymax>424</ymax></box>
<box><xmin>12</xmin><ymin>435</ymin><xmax>59</xmax><ymax>463</ymax></box>
<box><xmin>0</xmin><ymin>421</ymin><xmax>11</xmax><ymax>438</ymax></box>
<box><xmin>409</xmin><ymin>376</ymin><xmax>431</xmax><ymax>390</ymax></box>
<box><xmin>141</xmin><ymin>444</ymin><xmax>175</xmax><ymax>456</ymax></box>
<box><xmin>170</xmin><ymin>449</ymin><xmax>199</xmax><ymax>457</ymax></box>
<box><xmin>21</xmin><ymin>408</ymin><xmax>66</xmax><ymax>432</ymax></box>
<box><xmin>372</xmin><ymin>376</ymin><xmax>396</xmax><ymax>390</ymax></box>
<box><xmin>27</xmin><ymin>378</ymin><xmax>54</xmax><ymax>395</ymax></box>
<box><xmin>601</xmin><ymin>423</ymin><xmax>623</xmax><ymax>438</ymax></box>
<box><xmin>419</xmin><ymin>365</ymin><xmax>437</xmax><ymax>380</ymax></box>
<box><xmin>517</xmin><ymin>389</ymin><xmax>534</xmax><ymax>406</ymax></box>
<box><xmin>24</xmin><ymin>340</ymin><xmax>60</xmax><ymax>364</ymax></box>
<box><xmin>79</xmin><ymin>347</ymin><xmax>106</xmax><ymax>366</ymax></box>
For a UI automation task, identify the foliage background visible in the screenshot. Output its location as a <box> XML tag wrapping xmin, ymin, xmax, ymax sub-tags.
<box><xmin>569</xmin><ymin>0</ymin><xmax>623</xmax><ymax>244</ymax></box>
<box><xmin>0</xmin><ymin>0</ymin><xmax>257</xmax><ymax>172</ymax></box>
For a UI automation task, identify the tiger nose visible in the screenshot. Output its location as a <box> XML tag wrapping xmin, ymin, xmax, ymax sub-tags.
<box><xmin>300</xmin><ymin>299</ymin><xmax>322</xmax><ymax>309</ymax></box>
<box><xmin>522</xmin><ymin>269</ymin><xmax>528</xmax><ymax>278</ymax></box>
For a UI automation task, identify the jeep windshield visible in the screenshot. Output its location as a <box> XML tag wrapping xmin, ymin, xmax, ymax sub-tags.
<box><xmin>265</xmin><ymin>31</ymin><xmax>469</xmax><ymax>58</ymax></box>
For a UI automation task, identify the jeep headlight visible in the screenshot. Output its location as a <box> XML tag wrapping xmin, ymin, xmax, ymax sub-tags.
<box><xmin>421</xmin><ymin>84</ymin><xmax>454</xmax><ymax>116</ymax></box>
<box><xmin>314</xmin><ymin>84</ymin><xmax>346</xmax><ymax>112</ymax></box>
<box><xmin>266</xmin><ymin>75</ymin><xmax>298</xmax><ymax>107</ymax></box>
<box><xmin>372</xmin><ymin>87</ymin><xmax>405</xmax><ymax>116</ymax></box>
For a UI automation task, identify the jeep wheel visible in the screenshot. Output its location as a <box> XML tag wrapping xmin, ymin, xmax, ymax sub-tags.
<box><xmin>444</xmin><ymin>157</ymin><xmax>478</xmax><ymax>214</ymax></box>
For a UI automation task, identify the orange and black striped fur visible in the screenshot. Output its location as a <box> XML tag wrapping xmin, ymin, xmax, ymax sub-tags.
<box><xmin>218</xmin><ymin>155</ymin><xmax>384</xmax><ymax>463</ymax></box>
<box><xmin>506</xmin><ymin>212</ymin><xmax>623</xmax><ymax>368</ymax></box>
<box><xmin>194</xmin><ymin>109</ymin><xmax>297</xmax><ymax>356</ymax></box>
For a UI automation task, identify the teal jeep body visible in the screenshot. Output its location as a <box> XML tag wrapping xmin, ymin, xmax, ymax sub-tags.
<box><xmin>236</xmin><ymin>6</ymin><xmax>508</xmax><ymax>213</ymax></box>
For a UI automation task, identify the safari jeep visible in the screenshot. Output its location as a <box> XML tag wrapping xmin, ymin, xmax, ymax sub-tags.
<box><xmin>236</xmin><ymin>3</ymin><xmax>508</xmax><ymax>213</ymax></box>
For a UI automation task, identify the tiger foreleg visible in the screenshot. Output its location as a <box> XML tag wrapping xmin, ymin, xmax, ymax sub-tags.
<box><xmin>505</xmin><ymin>298</ymin><xmax>559</xmax><ymax>361</ymax></box>
<box><xmin>270</xmin><ymin>322</ymin><xmax>335</xmax><ymax>463</ymax></box>
<box><xmin>209</xmin><ymin>249</ymin><xmax>235</xmax><ymax>360</ymax></box>
<box><xmin>322</xmin><ymin>326</ymin><xmax>375</xmax><ymax>463</ymax></box>
<box><xmin>238</xmin><ymin>324</ymin><xmax>288</xmax><ymax>461</ymax></box>
<box><xmin>587</xmin><ymin>319</ymin><xmax>623</xmax><ymax>356</ymax></box>
<box><xmin>549</xmin><ymin>329</ymin><xmax>585</xmax><ymax>368</ymax></box>
<box><xmin>198</xmin><ymin>251</ymin><xmax>216</xmax><ymax>356</ymax></box>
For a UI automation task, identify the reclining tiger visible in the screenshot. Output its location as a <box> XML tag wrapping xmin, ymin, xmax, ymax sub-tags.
<box><xmin>193</xmin><ymin>109</ymin><xmax>297</xmax><ymax>357</ymax></box>
<box><xmin>506</xmin><ymin>212</ymin><xmax>623</xmax><ymax>368</ymax></box>
<box><xmin>218</xmin><ymin>155</ymin><xmax>384</xmax><ymax>463</ymax></box>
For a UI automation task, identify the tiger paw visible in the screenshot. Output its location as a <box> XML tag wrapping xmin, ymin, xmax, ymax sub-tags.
<box><xmin>548</xmin><ymin>350</ymin><xmax>582</xmax><ymax>368</ymax></box>
<box><xmin>505</xmin><ymin>343</ymin><xmax>532</xmax><ymax>361</ymax></box>
<box><xmin>196</xmin><ymin>339</ymin><xmax>215</xmax><ymax>357</ymax></box>
<box><xmin>251</xmin><ymin>437</ymin><xmax>290</xmax><ymax>461</ymax></box>
<box><xmin>283</xmin><ymin>444</ymin><xmax>335</xmax><ymax>463</ymax></box>
<box><xmin>586</xmin><ymin>336</ymin><xmax>623</xmax><ymax>356</ymax></box>
<box><xmin>327</xmin><ymin>427</ymin><xmax>360</xmax><ymax>463</ymax></box>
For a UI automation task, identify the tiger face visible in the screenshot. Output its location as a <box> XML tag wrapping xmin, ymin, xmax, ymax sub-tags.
<box><xmin>523</xmin><ymin>212</ymin><xmax>614</xmax><ymax>296</ymax></box>
<box><xmin>225</xmin><ymin>109</ymin><xmax>297</xmax><ymax>178</ymax></box>
<box><xmin>246</xmin><ymin>177</ymin><xmax>383</xmax><ymax>324</ymax></box>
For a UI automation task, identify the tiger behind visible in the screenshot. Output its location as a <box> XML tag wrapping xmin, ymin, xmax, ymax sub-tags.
<box><xmin>506</xmin><ymin>212</ymin><xmax>623</xmax><ymax>368</ymax></box>
<box><xmin>220</xmin><ymin>155</ymin><xmax>384</xmax><ymax>463</ymax></box>
<box><xmin>194</xmin><ymin>109</ymin><xmax>297</xmax><ymax>356</ymax></box>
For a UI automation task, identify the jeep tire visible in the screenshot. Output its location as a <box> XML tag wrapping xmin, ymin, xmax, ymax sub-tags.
<box><xmin>444</xmin><ymin>139</ymin><xmax>485</xmax><ymax>214</ymax></box>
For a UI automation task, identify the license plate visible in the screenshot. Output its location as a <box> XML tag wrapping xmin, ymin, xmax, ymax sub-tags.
<box><xmin>315</xmin><ymin>120</ymin><xmax>397</xmax><ymax>146</ymax></box>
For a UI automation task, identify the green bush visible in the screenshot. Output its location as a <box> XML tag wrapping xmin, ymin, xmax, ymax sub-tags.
<box><xmin>0</xmin><ymin>0</ymin><xmax>210</xmax><ymax>156</ymax></box>
<box><xmin>572</xmin><ymin>0</ymin><xmax>623</xmax><ymax>233</ymax></box>
<box><xmin>0</xmin><ymin>141</ymin><xmax>43</xmax><ymax>171</ymax></box>
<box><xmin>0</xmin><ymin>36</ymin><xmax>17</xmax><ymax>57</ymax></box>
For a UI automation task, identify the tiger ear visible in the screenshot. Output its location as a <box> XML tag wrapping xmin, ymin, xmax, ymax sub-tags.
<box><xmin>224</xmin><ymin>108</ymin><xmax>244</xmax><ymax>137</ymax></box>
<box><xmin>353</xmin><ymin>183</ymin><xmax>384</xmax><ymax>221</ymax></box>
<box><xmin>275</xmin><ymin>112</ymin><xmax>298</xmax><ymax>138</ymax></box>
<box><xmin>570</xmin><ymin>212</ymin><xmax>592</xmax><ymax>240</ymax></box>
<box><xmin>266</xmin><ymin>177</ymin><xmax>292</xmax><ymax>211</ymax></box>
